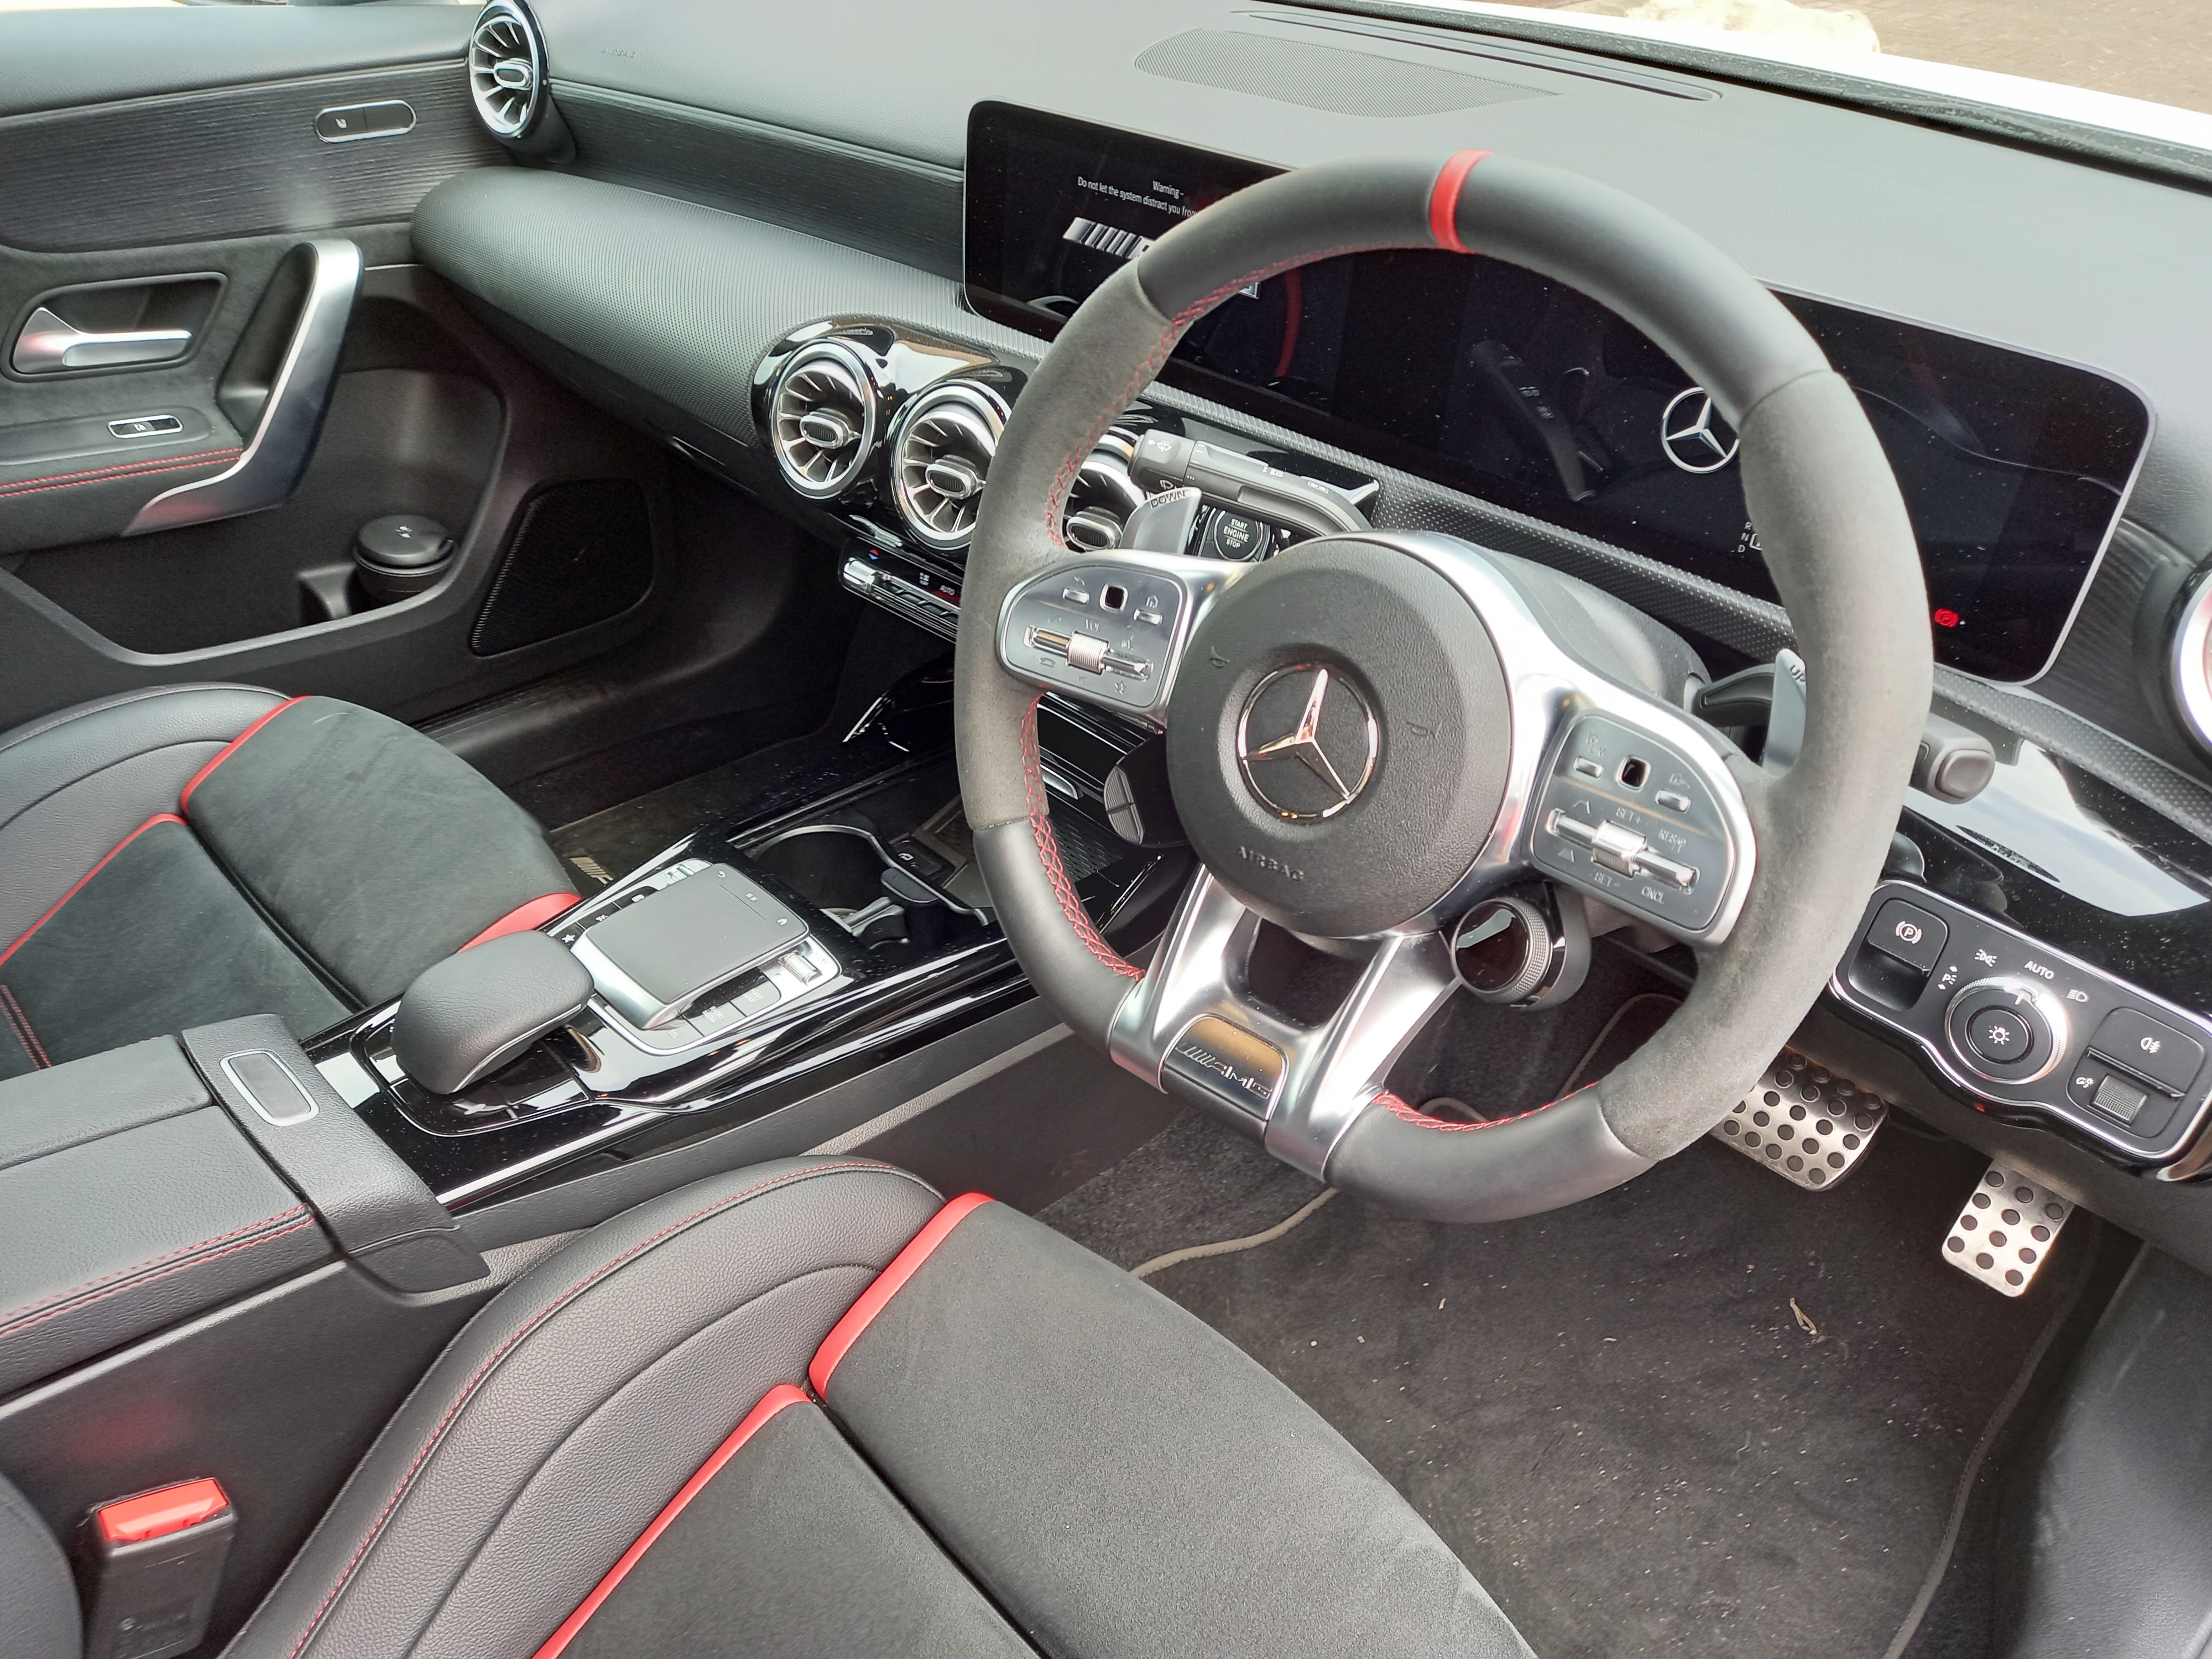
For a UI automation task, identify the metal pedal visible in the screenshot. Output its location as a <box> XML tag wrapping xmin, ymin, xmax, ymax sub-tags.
<box><xmin>1944</xmin><ymin>1163</ymin><xmax>2072</xmax><ymax>1296</ymax></box>
<box><xmin>1713</xmin><ymin>1050</ymin><xmax>1888</xmax><ymax>1189</ymax></box>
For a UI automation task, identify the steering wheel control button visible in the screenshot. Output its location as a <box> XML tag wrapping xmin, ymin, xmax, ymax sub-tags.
<box><xmin>1867</xmin><ymin>899</ymin><xmax>1947</xmax><ymax>973</ymax></box>
<box><xmin>1943</xmin><ymin>978</ymin><xmax>2066</xmax><ymax>1086</ymax></box>
<box><xmin>1530</xmin><ymin>715</ymin><xmax>1731</xmax><ymax>935</ymax></box>
<box><xmin>1714</xmin><ymin>1050</ymin><xmax>1888</xmax><ymax>1190</ymax></box>
<box><xmin>1944</xmin><ymin>1162</ymin><xmax>2072</xmax><ymax>1297</ymax></box>
<box><xmin>2087</xmin><ymin>1008</ymin><xmax>2203</xmax><ymax>1095</ymax></box>
<box><xmin>1002</xmin><ymin>560</ymin><xmax>1201</xmax><ymax>718</ymax></box>
<box><xmin>1163</xmin><ymin>1016</ymin><xmax>1285</xmax><ymax>1119</ymax></box>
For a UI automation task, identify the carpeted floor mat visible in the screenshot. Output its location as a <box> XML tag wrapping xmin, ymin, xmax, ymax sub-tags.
<box><xmin>1042</xmin><ymin>1100</ymin><xmax>2093</xmax><ymax>1658</ymax></box>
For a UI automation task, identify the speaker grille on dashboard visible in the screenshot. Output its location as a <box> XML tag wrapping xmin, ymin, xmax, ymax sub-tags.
<box><xmin>1135</xmin><ymin>29</ymin><xmax>1548</xmax><ymax>117</ymax></box>
<box><xmin>471</xmin><ymin>479</ymin><xmax>652</xmax><ymax>655</ymax></box>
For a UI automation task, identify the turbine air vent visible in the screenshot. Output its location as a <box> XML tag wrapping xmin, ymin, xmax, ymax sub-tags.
<box><xmin>1062</xmin><ymin>429</ymin><xmax>1148</xmax><ymax>551</ymax></box>
<box><xmin>468</xmin><ymin>0</ymin><xmax>545</xmax><ymax>139</ymax></box>
<box><xmin>890</xmin><ymin>381</ymin><xmax>1008</xmax><ymax>552</ymax></box>
<box><xmin>770</xmin><ymin>340</ymin><xmax>879</xmax><ymax>500</ymax></box>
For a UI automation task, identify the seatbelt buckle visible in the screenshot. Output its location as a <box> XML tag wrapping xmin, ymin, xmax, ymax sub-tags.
<box><xmin>78</xmin><ymin>1478</ymin><xmax>235</xmax><ymax>1659</ymax></box>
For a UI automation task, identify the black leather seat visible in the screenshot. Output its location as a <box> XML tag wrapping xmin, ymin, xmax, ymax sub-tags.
<box><xmin>0</xmin><ymin>684</ymin><xmax>576</xmax><ymax>1079</ymax></box>
<box><xmin>181</xmin><ymin>1159</ymin><xmax>1525</xmax><ymax>1658</ymax></box>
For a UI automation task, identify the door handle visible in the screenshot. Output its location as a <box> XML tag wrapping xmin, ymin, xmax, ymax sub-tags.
<box><xmin>11</xmin><ymin>306</ymin><xmax>193</xmax><ymax>374</ymax></box>
<box><xmin>124</xmin><ymin>239</ymin><xmax>360</xmax><ymax>536</ymax></box>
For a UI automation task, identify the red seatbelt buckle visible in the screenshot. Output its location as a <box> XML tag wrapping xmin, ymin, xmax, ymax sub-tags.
<box><xmin>79</xmin><ymin>1478</ymin><xmax>235</xmax><ymax>1659</ymax></box>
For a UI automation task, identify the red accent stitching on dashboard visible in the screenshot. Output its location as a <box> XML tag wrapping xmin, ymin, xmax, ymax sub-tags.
<box><xmin>1428</xmin><ymin>150</ymin><xmax>1490</xmax><ymax>253</ymax></box>
<box><xmin>1021</xmin><ymin>694</ymin><xmax>1142</xmax><ymax>979</ymax></box>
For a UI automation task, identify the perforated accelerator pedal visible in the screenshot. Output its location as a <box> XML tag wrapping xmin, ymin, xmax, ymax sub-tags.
<box><xmin>1944</xmin><ymin>1163</ymin><xmax>2073</xmax><ymax>1296</ymax></box>
<box><xmin>1712</xmin><ymin>1050</ymin><xmax>1888</xmax><ymax>1190</ymax></box>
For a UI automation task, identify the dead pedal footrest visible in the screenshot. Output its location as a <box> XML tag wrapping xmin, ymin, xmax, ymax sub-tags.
<box><xmin>1944</xmin><ymin>1162</ymin><xmax>2072</xmax><ymax>1295</ymax></box>
<box><xmin>1713</xmin><ymin>1050</ymin><xmax>1888</xmax><ymax>1189</ymax></box>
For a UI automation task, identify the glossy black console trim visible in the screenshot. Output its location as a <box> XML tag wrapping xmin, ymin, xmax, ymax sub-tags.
<box><xmin>1830</xmin><ymin>878</ymin><xmax>2212</xmax><ymax>1167</ymax></box>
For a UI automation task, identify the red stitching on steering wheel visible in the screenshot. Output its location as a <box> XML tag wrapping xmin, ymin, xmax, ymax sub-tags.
<box><xmin>1021</xmin><ymin>693</ymin><xmax>1142</xmax><ymax>979</ymax></box>
<box><xmin>1374</xmin><ymin>1087</ymin><xmax>1587</xmax><ymax>1133</ymax></box>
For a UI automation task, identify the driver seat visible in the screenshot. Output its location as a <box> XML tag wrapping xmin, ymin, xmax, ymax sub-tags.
<box><xmin>178</xmin><ymin>1159</ymin><xmax>1527</xmax><ymax>1658</ymax></box>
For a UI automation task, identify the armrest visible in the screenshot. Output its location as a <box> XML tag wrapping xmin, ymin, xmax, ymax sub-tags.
<box><xmin>0</xmin><ymin>1040</ymin><xmax>332</xmax><ymax>1399</ymax></box>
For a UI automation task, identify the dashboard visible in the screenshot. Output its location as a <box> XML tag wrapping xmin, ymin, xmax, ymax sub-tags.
<box><xmin>968</xmin><ymin>103</ymin><xmax>2151</xmax><ymax>685</ymax></box>
<box><xmin>413</xmin><ymin>0</ymin><xmax>2212</xmax><ymax>1269</ymax></box>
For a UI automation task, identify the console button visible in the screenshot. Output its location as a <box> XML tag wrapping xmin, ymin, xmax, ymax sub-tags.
<box><xmin>2088</xmin><ymin>1008</ymin><xmax>2204</xmax><ymax>1095</ymax></box>
<box><xmin>1966</xmin><ymin>1007</ymin><xmax>2034</xmax><ymax>1065</ymax></box>
<box><xmin>1868</xmin><ymin>899</ymin><xmax>1947</xmax><ymax>973</ymax></box>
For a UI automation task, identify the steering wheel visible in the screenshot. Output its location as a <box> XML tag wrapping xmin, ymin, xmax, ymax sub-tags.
<box><xmin>954</xmin><ymin>151</ymin><xmax>1932</xmax><ymax>1222</ymax></box>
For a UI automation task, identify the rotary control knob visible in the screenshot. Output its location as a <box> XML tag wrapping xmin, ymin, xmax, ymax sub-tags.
<box><xmin>1452</xmin><ymin>896</ymin><xmax>1555</xmax><ymax>1005</ymax></box>
<box><xmin>1944</xmin><ymin>977</ymin><xmax>2069</xmax><ymax>1086</ymax></box>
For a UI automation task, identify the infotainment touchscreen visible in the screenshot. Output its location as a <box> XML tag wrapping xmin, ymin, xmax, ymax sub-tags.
<box><xmin>964</xmin><ymin>102</ymin><xmax>2151</xmax><ymax>684</ymax></box>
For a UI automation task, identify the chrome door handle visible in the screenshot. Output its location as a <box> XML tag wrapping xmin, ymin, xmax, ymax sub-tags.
<box><xmin>11</xmin><ymin>306</ymin><xmax>193</xmax><ymax>374</ymax></box>
<box><xmin>125</xmin><ymin>239</ymin><xmax>360</xmax><ymax>536</ymax></box>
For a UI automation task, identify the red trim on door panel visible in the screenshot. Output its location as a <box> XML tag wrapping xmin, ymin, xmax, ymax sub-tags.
<box><xmin>178</xmin><ymin>696</ymin><xmax>311</xmax><ymax>812</ymax></box>
<box><xmin>0</xmin><ymin>813</ymin><xmax>184</xmax><ymax>972</ymax></box>
<box><xmin>461</xmin><ymin>893</ymin><xmax>581</xmax><ymax>950</ymax></box>
<box><xmin>808</xmin><ymin>1192</ymin><xmax>994</xmax><ymax>1397</ymax></box>
<box><xmin>528</xmin><ymin>1384</ymin><xmax>810</xmax><ymax>1659</ymax></box>
<box><xmin>1428</xmin><ymin>149</ymin><xmax>1490</xmax><ymax>254</ymax></box>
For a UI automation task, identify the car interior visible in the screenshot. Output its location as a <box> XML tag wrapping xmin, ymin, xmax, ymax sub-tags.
<box><xmin>2</xmin><ymin>1</ymin><xmax>2210</xmax><ymax>1655</ymax></box>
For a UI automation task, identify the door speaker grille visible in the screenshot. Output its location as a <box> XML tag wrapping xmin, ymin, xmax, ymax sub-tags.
<box><xmin>1135</xmin><ymin>29</ymin><xmax>1547</xmax><ymax>117</ymax></box>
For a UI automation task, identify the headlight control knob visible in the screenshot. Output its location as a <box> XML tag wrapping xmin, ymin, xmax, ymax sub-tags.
<box><xmin>1944</xmin><ymin>977</ymin><xmax>2068</xmax><ymax>1086</ymax></box>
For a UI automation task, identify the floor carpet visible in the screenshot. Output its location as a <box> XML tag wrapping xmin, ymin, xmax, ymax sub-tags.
<box><xmin>1042</xmin><ymin>1102</ymin><xmax>2092</xmax><ymax>1658</ymax></box>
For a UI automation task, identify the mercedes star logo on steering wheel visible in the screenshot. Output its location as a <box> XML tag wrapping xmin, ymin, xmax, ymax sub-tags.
<box><xmin>1660</xmin><ymin>386</ymin><xmax>1740</xmax><ymax>474</ymax></box>
<box><xmin>1235</xmin><ymin>665</ymin><xmax>1380</xmax><ymax>821</ymax></box>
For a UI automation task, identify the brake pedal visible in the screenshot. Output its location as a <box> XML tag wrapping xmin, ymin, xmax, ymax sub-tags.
<box><xmin>1713</xmin><ymin>1050</ymin><xmax>1888</xmax><ymax>1189</ymax></box>
<box><xmin>1944</xmin><ymin>1162</ymin><xmax>2072</xmax><ymax>1296</ymax></box>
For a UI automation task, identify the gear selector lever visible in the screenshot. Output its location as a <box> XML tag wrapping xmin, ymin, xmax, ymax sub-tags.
<box><xmin>392</xmin><ymin>931</ymin><xmax>593</xmax><ymax>1097</ymax></box>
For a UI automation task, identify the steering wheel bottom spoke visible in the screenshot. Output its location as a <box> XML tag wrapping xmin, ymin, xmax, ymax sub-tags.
<box><xmin>1108</xmin><ymin>871</ymin><xmax>1458</xmax><ymax>1177</ymax></box>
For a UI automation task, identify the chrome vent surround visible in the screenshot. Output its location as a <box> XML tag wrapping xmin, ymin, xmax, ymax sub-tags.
<box><xmin>1061</xmin><ymin>429</ymin><xmax>1149</xmax><ymax>551</ymax></box>
<box><xmin>2172</xmin><ymin>568</ymin><xmax>2212</xmax><ymax>754</ymax></box>
<box><xmin>770</xmin><ymin>340</ymin><xmax>880</xmax><ymax>500</ymax></box>
<box><xmin>889</xmin><ymin>380</ymin><xmax>1008</xmax><ymax>552</ymax></box>
<box><xmin>468</xmin><ymin>0</ymin><xmax>545</xmax><ymax>139</ymax></box>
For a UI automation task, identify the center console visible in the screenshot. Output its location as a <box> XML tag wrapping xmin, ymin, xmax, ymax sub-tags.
<box><xmin>306</xmin><ymin>670</ymin><xmax>1188</xmax><ymax>1210</ymax></box>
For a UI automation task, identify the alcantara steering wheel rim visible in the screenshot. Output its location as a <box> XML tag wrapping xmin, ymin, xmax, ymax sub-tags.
<box><xmin>953</xmin><ymin>149</ymin><xmax>1933</xmax><ymax>1222</ymax></box>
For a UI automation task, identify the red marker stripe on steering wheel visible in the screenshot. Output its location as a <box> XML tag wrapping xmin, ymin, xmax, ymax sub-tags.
<box><xmin>1428</xmin><ymin>149</ymin><xmax>1490</xmax><ymax>254</ymax></box>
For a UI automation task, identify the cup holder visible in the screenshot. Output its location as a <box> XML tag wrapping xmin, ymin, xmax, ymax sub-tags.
<box><xmin>749</xmin><ymin>823</ymin><xmax>966</xmax><ymax>948</ymax></box>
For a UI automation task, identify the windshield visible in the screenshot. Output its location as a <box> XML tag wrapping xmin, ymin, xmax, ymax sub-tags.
<box><xmin>1405</xmin><ymin>0</ymin><xmax>2212</xmax><ymax>135</ymax></box>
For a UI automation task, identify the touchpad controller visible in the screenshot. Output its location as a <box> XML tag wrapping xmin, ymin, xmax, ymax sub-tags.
<box><xmin>574</xmin><ymin>863</ymin><xmax>811</xmax><ymax>1029</ymax></box>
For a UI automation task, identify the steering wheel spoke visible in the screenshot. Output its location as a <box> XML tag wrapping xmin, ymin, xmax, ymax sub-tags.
<box><xmin>1108</xmin><ymin>869</ymin><xmax>1459</xmax><ymax>1176</ymax></box>
<box><xmin>995</xmin><ymin>550</ymin><xmax>1243</xmax><ymax>728</ymax></box>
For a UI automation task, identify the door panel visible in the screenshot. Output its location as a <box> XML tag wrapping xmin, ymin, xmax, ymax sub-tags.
<box><xmin>0</xmin><ymin>9</ymin><xmax>669</xmax><ymax>735</ymax></box>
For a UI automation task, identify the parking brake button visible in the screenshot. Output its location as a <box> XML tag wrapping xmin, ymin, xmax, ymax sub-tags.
<box><xmin>1868</xmin><ymin>898</ymin><xmax>1947</xmax><ymax>973</ymax></box>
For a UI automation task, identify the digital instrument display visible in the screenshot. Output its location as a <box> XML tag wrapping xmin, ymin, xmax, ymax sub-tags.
<box><xmin>965</xmin><ymin>102</ymin><xmax>2151</xmax><ymax>684</ymax></box>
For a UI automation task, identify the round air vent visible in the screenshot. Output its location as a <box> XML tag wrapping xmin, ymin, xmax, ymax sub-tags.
<box><xmin>2171</xmin><ymin>568</ymin><xmax>2212</xmax><ymax>753</ymax></box>
<box><xmin>1062</xmin><ymin>429</ymin><xmax>1149</xmax><ymax>551</ymax></box>
<box><xmin>468</xmin><ymin>0</ymin><xmax>546</xmax><ymax>140</ymax></box>
<box><xmin>889</xmin><ymin>381</ymin><xmax>1008</xmax><ymax>552</ymax></box>
<box><xmin>770</xmin><ymin>340</ymin><xmax>880</xmax><ymax>500</ymax></box>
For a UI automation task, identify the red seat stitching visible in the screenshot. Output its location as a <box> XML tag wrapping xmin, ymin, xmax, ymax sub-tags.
<box><xmin>277</xmin><ymin>1161</ymin><xmax>915</xmax><ymax>1659</ymax></box>
<box><xmin>0</xmin><ymin>813</ymin><xmax>185</xmax><ymax>973</ymax></box>
<box><xmin>0</xmin><ymin>986</ymin><xmax>49</xmax><ymax>1069</ymax></box>
<box><xmin>0</xmin><ymin>1211</ymin><xmax>317</xmax><ymax>1338</ymax></box>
